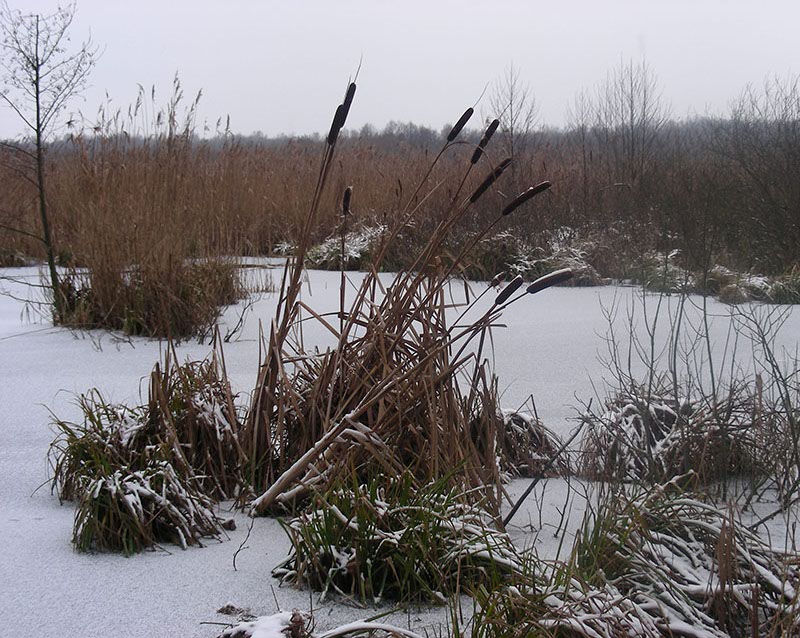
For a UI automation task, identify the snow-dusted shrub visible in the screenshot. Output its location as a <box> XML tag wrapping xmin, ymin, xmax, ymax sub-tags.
<box><xmin>306</xmin><ymin>225</ymin><xmax>385</xmax><ymax>270</ymax></box>
<box><xmin>573</xmin><ymin>477</ymin><xmax>800</xmax><ymax>636</ymax></box>
<box><xmin>73</xmin><ymin>461</ymin><xmax>220</xmax><ymax>554</ymax></box>
<box><xmin>579</xmin><ymin>385</ymin><xmax>775</xmax><ymax>484</ymax></box>
<box><xmin>273</xmin><ymin>473</ymin><xmax>521</xmax><ymax>604</ymax></box>
<box><xmin>769</xmin><ymin>270</ymin><xmax>800</xmax><ymax>304</ymax></box>
<box><xmin>496</xmin><ymin>410</ymin><xmax>570</xmax><ymax>479</ymax></box>
<box><xmin>49</xmin><ymin>349</ymin><xmax>244</xmax><ymax>552</ymax></box>
<box><xmin>635</xmin><ymin>249</ymin><xmax>693</xmax><ymax>294</ymax></box>
<box><xmin>464</xmin><ymin>231</ymin><xmax>603</xmax><ymax>286</ymax></box>
<box><xmin>476</xmin><ymin>477</ymin><xmax>800</xmax><ymax>637</ymax></box>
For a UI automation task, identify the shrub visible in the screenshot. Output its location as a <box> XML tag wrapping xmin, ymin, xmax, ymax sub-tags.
<box><xmin>769</xmin><ymin>269</ymin><xmax>800</xmax><ymax>304</ymax></box>
<box><xmin>306</xmin><ymin>225</ymin><xmax>385</xmax><ymax>270</ymax></box>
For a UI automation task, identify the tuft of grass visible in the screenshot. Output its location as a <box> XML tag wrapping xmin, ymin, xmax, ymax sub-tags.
<box><xmin>769</xmin><ymin>269</ymin><xmax>800</xmax><ymax>304</ymax></box>
<box><xmin>273</xmin><ymin>473</ymin><xmax>521</xmax><ymax>604</ymax></box>
<box><xmin>579</xmin><ymin>383</ymin><xmax>779</xmax><ymax>484</ymax></box>
<box><xmin>57</xmin><ymin>258</ymin><xmax>244</xmax><ymax>339</ymax></box>
<box><xmin>49</xmin><ymin>345</ymin><xmax>245</xmax><ymax>553</ymax></box>
<box><xmin>73</xmin><ymin>461</ymin><xmax>220</xmax><ymax>554</ymax></box>
<box><xmin>572</xmin><ymin>477</ymin><xmax>800</xmax><ymax>636</ymax></box>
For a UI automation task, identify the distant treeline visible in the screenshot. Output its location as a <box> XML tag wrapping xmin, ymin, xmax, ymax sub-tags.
<box><xmin>1</xmin><ymin>66</ymin><xmax>798</xmax><ymax>275</ymax></box>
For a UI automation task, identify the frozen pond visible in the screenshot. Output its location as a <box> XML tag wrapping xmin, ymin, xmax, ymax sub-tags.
<box><xmin>1</xmin><ymin>264</ymin><xmax>798</xmax><ymax>637</ymax></box>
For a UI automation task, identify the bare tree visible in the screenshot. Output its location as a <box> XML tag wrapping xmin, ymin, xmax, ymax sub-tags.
<box><xmin>718</xmin><ymin>75</ymin><xmax>800</xmax><ymax>271</ymax></box>
<box><xmin>489</xmin><ymin>63</ymin><xmax>538</xmax><ymax>184</ymax></box>
<box><xmin>592</xmin><ymin>59</ymin><xmax>669</xmax><ymax>187</ymax></box>
<box><xmin>0</xmin><ymin>1</ymin><xmax>97</xmax><ymax>319</ymax></box>
<box><xmin>567</xmin><ymin>88</ymin><xmax>595</xmax><ymax>215</ymax></box>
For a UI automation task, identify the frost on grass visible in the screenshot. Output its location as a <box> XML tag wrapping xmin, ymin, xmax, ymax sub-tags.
<box><xmin>573</xmin><ymin>477</ymin><xmax>800</xmax><ymax>636</ymax></box>
<box><xmin>73</xmin><ymin>461</ymin><xmax>220</xmax><ymax>554</ymax></box>
<box><xmin>305</xmin><ymin>225</ymin><xmax>386</xmax><ymax>270</ymax></box>
<box><xmin>474</xmin><ymin>477</ymin><xmax>800</xmax><ymax>637</ymax></box>
<box><xmin>273</xmin><ymin>473</ymin><xmax>521</xmax><ymax>604</ymax></box>
<box><xmin>49</xmin><ymin>347</ymin><xmax>245</xmax><ymax>554</ymax></box>
<box><xmin>579</xmin><ymin>384</ymin><xmax>777</xmax><ymax>484</ymax></box>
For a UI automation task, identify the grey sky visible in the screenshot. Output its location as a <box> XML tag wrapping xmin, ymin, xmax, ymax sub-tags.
<box><xmin>1</xmin><ymin>0</ymin><xmax>798</xmax><ymax>139</ymax></box>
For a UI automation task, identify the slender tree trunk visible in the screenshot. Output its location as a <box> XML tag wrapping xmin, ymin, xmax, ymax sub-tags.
<box><xmin>34</xmin><ymin>16</ymin><xmax>62</xmax><ymax>321</ymax></box>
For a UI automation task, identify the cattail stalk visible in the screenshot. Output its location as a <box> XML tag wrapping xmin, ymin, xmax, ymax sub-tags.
<box><xmin>469</xmin><ymin>157</ymin><xmax>513</xmax><ymax>204</ymax></box>
<box><xmin>526</xmin><ymin>268</ymin><xmax>573</xmax><ymax>294</ymax></box>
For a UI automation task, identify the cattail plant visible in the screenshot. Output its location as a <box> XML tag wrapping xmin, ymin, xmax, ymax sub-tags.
<box><xmin>246</xmin><ymin>86</ymin><xmax>572</xmax><ymax>520</ymax></box>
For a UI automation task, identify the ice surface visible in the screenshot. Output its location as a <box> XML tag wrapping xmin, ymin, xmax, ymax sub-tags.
<box><xmin>1</xmin><ymin>263</ymin><xmax>798</xmax><ymax>637</ymax></box>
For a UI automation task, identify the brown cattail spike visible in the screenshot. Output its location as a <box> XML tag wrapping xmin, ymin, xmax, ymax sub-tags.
<box><xmin>501</xmin><ymin>181</ymin><xmax>551</xmax><ymax>216</ymax></box>
<box><xmin>470</xmin><ymin>118</ymin><xmax>500</xmax><ymax>164</ymax></box>
<box><xmin>327</xmin><ymin>104</ymin><xmax>346</xmax><ymax>146</ymax></box>
<box><xmin>469</xmin><ymin>157</ymin><xmax>513</xmax><ymax>204</ymax></box>
<box><xmin>342</xmin><ymin>186</ymin><xmax>353</xmax><ymax>216</ymax></box>
<box><xmin>526</xmin><ymin>268</ymin><xmax>573</xmax><ymax>294</ymax></box>
<box><xmin>494</xmin><ymin>274</ymin><xmax>524</xmax><ymax>305</ymax></box>
<box><xmin>447</xmin><ymin>107</ymin><xmax>474</xmax><ymax>142</ymax></box>
<box><xmin>342</xmin><ymin>82</ymin><xmax>357</xmax><ymax>120</ymax></box>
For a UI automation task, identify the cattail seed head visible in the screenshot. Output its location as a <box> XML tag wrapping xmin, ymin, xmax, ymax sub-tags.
<box><xmin>447</xmin><ymin>107</ymin><xmax>474</xmax><ymax>142</ymax></box>
<box><xmin>327</xmin><ymin>104</ymin><xmax>346</xmax><ymax>146</ymax></box>
<box><xmin>341</xmin><ymin>82</ymin><xmax>357</xmax><ymax>120</ymax></box>
<box><xmin>526</xmin><ymin>268</ymin><xmax>573</xmax><ymax>295</ymax></box>
<box><xmin>494</xmin><ymin>274</ymin><xmax>523</xmax><ymax>305</ymax></box>
<box><xmin>501</xmin><ymin>181</ymin><xmax>551</xmax><ymax>216</ymax></box>
<box><xmin>469</xmin><ymin>157</ymin><xmax>513</xmax><ymax>204</ymax></box>
<box><xmin>470</xmin><ymin>118</ymin><xmax>500</xmax><ymax>164</ymax></box>
<box><xmin>490</xmin><ymin>271</ymin><xmax>508</xmax><ymax>287</ymax></box>
<box><xmin>342</xmin><ymin>186</ymin><xmax>353</xmax><ymax>216</ymax></box>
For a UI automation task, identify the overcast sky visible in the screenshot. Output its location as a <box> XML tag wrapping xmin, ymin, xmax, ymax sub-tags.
<box><xmin>1</xmin><ymin>0</ymin><xmax>798</xmax><ymax>139</ymax></box>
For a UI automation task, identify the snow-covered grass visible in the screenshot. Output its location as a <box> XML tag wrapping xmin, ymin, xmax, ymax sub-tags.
<box><xmin>274</xmin><ymin>473</ymin><xmax>520</xmax><ymax>605</ymax></box>
<box><xmin>3</xmin><ymin>263</ymin><xmax>800</xmax><ymax>637</ymax></box>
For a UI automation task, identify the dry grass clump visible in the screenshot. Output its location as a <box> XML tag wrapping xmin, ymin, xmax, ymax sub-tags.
<box><xmin>497</xmin><ymin>410</ymin><xmax>570</xmax><ymax>479</ymax></box>
<box><xmin>579</xmin><ymin>383</ymin><xmax>779</xmax><ymax>484</ymax></box>
<box><xmin>273</xmin><ymin>473</ymin><xmax>520</xmax><ymax>604</ymax></box>
<box><xmin>49</xmin><ymin>346</ymin><xmax>245</xmax><ymax>553</ymax></box>
<box><xmin>57</xmin><ymin>258</ymin><xmax>244</xmax><ymax>339</ymax></box>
